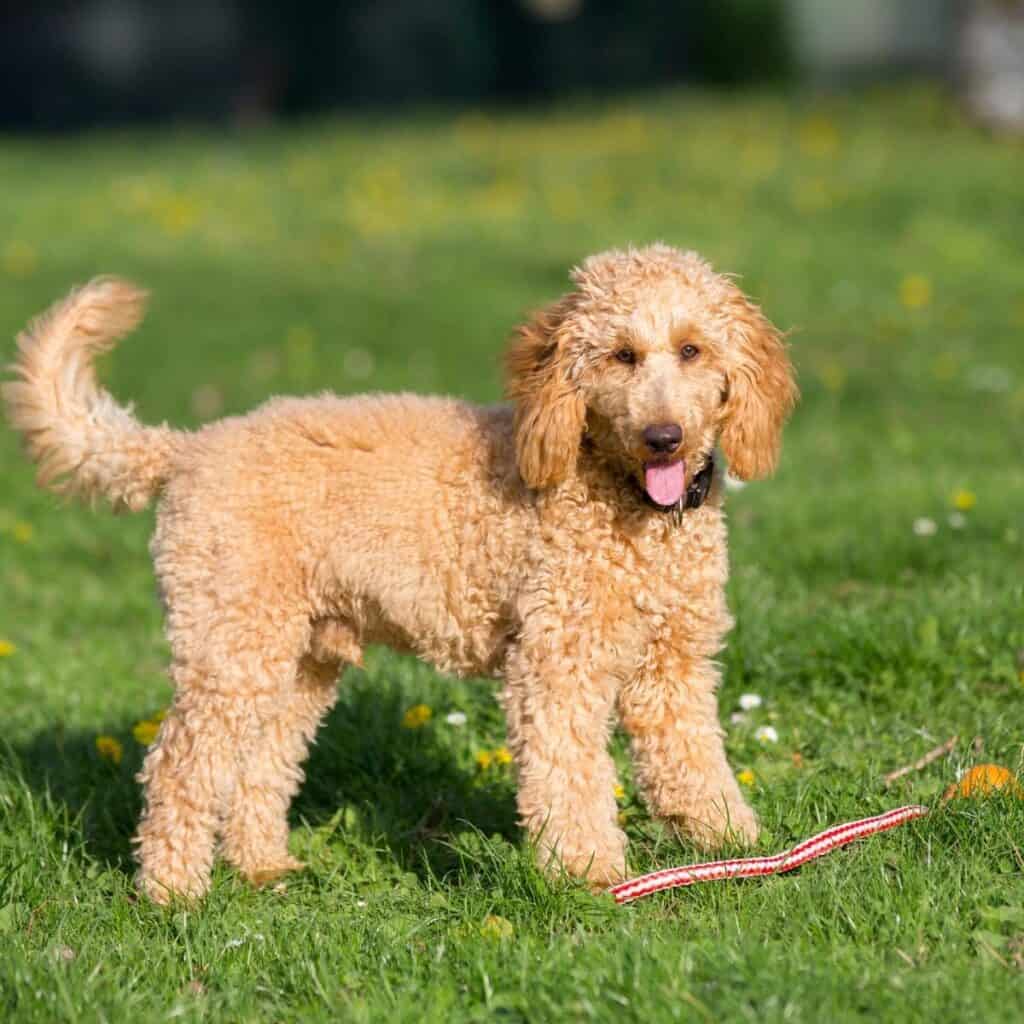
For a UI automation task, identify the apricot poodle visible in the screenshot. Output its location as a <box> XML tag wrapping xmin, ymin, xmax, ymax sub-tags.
<box><xmin>4</xmin><ymin>244</ymin><xmax>796</xmax><ymax>902</ymax></box>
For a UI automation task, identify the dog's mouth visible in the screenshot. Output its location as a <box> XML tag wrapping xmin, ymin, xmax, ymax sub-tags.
<box><xmin>643</xmin><ymin>459</ymin><xmax>686</xmax><ymax>508</ymax></box>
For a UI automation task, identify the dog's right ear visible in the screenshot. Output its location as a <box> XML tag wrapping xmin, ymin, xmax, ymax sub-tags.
<box><xmin>504</xmin><ymin>296</ymin><xmax>586</xmax><ymax>490</ymax></box>
<box><xmin>718</xmin><ymin>294</ymin><xmax>797</xmax><ymax>481</ymax></box>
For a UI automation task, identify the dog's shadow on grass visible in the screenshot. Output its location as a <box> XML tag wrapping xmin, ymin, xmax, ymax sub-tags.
<box><xmin>295</xmin><ymin>679</ymin><xmax>519</xmax><ymax>880</ymax></box>
<box><xmin>8</xmin><ymin>675</ymin><xmax>518</xmax><ymax>885</ymax></box>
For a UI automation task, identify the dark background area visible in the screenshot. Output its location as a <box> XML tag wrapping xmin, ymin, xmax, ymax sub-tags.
<box><xmin>0</xmin><ymin>0</ymin><xmax>967</xmax><ymax>131</ymax></box>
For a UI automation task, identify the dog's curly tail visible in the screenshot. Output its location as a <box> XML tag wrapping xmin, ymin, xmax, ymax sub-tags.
<box><xmin>3</xmin><ymin>277</ymin><xmax>183</xmax><ymax>511</ymax></box>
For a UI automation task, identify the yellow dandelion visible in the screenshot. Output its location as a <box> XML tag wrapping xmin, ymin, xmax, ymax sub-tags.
<box><xmin>932</xmin><ymin>353</ymin><xmax>958</xmax><ymax>381</ymax></box>
<box><xmin>480</xmin><ymin>914</ymin><xmax>514</xmax><ymax>940</ymax></box>
<box><xmin>798</xmin><ymin>116</ymin><xmax>840</xmax><ymax>158</ymax></box>
<box><xmin>475</xmin><ymin>749</ymin><xmax>494</xmax><ymax>771</ymax></box>
<box><xmin>493</xmin><ymin>746</ymin><xmax>513</xmax><ymax>766</ymax></box>
<box><xmin>617</xmin><ymin>810</ymin><xmax>629</xmax><ymax>827</ymax></box>
<box><xmin>737</xmin><ymin>769</ymin><xmax>756</xmax><ymax>787</ymax></box>
<box><xmin>95</xmin><ymin>736</ymin><xmax>123</xmax><ymax>765</ymax></box>
<box><xmin>817</xmin><ymin>361</ymin><xmax>846</xmax><ymax>394</ymax></box>
<box><xmin>0</xmin><ymin>640</ymin><xmax>16</xmax><ymax>657</ymax></box>
<box><xmin>401</xmin><ymin>704</ymin><xmax>432</xmax><ymax>729</ymax></box>
<box><xmin>900</xmin><ymin>274</ymin><xmax>932</xmax><ymax>310</ymax></box>
<box><xmin>12</xmin><ymin>522</ymin><xmax>33</xmax><ymax>543</ymax></box>
<box><xmin>132</xmin><ymin>720</ymin><xmax>160</xmax><ymax>746</ymax></box>
<box><xmin>2</xmin><ymin>240</ymin><xmax>39</xmax><ymax>278</ymax></box>
<box><xmin>952</xmin><ymin>489</ymin><xmax>977</xmax><ymax>512</ymax></box>
<box><xmin>613</xmin><ymin>784</ymin><xmax>626</xmax><ymax>801</ymax></box>
<box><xmin>157</xmin><ymin>196</ymin><xmax>200</xmax><ymax>237</ymax></box>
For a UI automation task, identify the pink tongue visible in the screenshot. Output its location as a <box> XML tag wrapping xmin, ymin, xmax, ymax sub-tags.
<box><xmin>644</xmin><ymin>461</ymin><xmax>686</xmax><ymax>507</ymax></box>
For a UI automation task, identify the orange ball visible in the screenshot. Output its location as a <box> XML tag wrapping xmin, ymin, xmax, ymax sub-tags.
<box><xmin>942</xmin><ymin>763</ymin><xmax>1022</xmax><ymax>802</ymax></box>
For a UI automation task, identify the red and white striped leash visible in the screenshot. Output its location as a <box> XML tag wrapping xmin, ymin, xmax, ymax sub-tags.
<box><xmin>610</xmin><ymin>804</ymin><xmax>929</xmax><ymax>905</ymax></box>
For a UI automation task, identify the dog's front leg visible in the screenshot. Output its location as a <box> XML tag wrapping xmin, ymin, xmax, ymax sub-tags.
<box><xmin>619</xmin><ymin>647</ymin><xmax>758</xmax><ymax>850</ymax></box>
<box><xmin>501</xmin><ymin>632</ymin><xmax>626</xmax><ymax>888</ymax></box>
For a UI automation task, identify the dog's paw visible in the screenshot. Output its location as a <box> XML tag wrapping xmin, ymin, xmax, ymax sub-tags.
<box><xmin>538</xmin><ymin>829</ymin><xmax>628</xmax><ymax>889</ymax></box>
<box><xmin>242</xmin><ymin>855</ymin><xmax>306</xmax><ymax>888</ymax></box>
<box><xmin>669</xmin><ymin>797</ymin><xmax>759</xmax><ymax>852</ymax></box>
<box><xmin>135</xmin><ymin>870</ymin><xmax>209</xmax><ymax>906</ymax></box>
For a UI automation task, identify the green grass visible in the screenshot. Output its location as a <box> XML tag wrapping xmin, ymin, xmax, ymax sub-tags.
<box><xmin>2</xmin><ymin>85</ymin><xmax>1024</xmax><ymax>1022</ymax></box>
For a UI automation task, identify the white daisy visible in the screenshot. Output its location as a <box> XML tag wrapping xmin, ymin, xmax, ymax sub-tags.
<box><xmin>343</xmin><ymin>348</ymin><xmax>375</xmax><ymax>380</ymax></box>
<box><xmin>738</xmin><ymin>693</ymin><xmax>763</xmax><ymax>711</ymax></box>
<box><xmin>967</xmin><ymin>366</ymin><xmax>1012</xmax><ymax>393</ymax></box>
<box><xmin>755</xmin><ymin>725</ymin><xmax>779</xmax><ymax>744</ymax></box>
<box><xmin>912</xmin><ymin>517</ymin><xmax>938</xmax><ymax>537</ymax></box>
<box><xmin>445</xmin><ymin>711</ymin><xmax>468</xmax><ymax>727</ymax></box>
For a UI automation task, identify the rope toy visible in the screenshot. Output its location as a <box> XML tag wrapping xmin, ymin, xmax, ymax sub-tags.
<box><xmin>610</xmin><ymin>804</ymin><xmax>928</xmax><ymax>904</ymax></box>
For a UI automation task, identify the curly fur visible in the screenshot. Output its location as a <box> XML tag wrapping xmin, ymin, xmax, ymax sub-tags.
<box><xmin>4</xmin><ymin>244</ymin><xmax>796</xmax><ymax>902</ymax></box>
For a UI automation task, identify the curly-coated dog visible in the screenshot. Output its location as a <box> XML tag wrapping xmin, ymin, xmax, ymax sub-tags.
<box><xmin>4</xmin><ymin>244</ymin><xmax>796</xmax><ymax>902</ymax></box>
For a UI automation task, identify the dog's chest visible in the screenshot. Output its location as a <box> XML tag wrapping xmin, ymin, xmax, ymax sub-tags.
<box><xmin>603</xmin><ymin>514</ymin><xmax>724</xmax><ymax>615</ymax></box>
<box><xmin>529</xmin><ymin>499</ymin><xmax>730</xmax><ymax>652</ymax></box>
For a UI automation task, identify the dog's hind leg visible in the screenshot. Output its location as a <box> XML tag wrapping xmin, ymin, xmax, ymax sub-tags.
<box><xmin>133</xmin><ymin>613</ymin><xmax>309</xmax><ymax>904</ymax></box>
<box><xmin>219</xmin><ymin>652</ymin><xmax>341</xmax><ymax>887</ymax></box>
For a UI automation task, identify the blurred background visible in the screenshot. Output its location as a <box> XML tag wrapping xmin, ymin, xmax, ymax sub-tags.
<box><xmin>1</xmin><ymin>1</ymin><xmax>1023</xmax><ymax>131</ymax></box>
<box><xmin>0</xmin><ymin>1</ymin><xmax>1022</xmax><ymax>535</ymax></box>
<box><xmin>0</xmin><ymin>1</ymin><xmax>1021</xmax><ymax>515</ymax></box>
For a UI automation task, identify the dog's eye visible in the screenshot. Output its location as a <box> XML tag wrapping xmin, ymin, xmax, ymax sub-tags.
<box><xmin>680</xmin><ymin>344</ymin><xmax>700</xmax><ymax>361</ymax></box>
<box><xmin>614</xmin><ymin>348</ymin><xmax>636</xmax><ymax>365</ymax></box>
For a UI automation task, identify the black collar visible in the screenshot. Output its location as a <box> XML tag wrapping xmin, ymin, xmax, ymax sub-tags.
<box><xmin>641</xmin><ymin>454</ymin><xmax>715</xmax><ymax>515</ymax></box>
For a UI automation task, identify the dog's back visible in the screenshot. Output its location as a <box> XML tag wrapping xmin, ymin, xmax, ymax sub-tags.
<box><xmin>4</xmin><ymin>280</ymin><xmax>534</xmax><ymax>677</ymax></box>
<box><xmin>154</xmin><ymin>391</ymin><xmax>532</xmax><ymax>676</ymax></box>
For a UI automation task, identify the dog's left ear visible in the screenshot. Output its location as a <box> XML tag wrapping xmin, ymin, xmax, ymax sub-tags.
<box><xmin>505</xmin><ymin>296</ymin><xmax>586</xmax><ymax>490</ymax></box>
<box><xmin>719</xmin><ymin>295</ymin><xmax>798</xmax><ymax>480</ymax></box>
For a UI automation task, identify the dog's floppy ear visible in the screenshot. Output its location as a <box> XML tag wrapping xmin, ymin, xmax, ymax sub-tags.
<box><xmin>719</xmin><ymin>295</ymin><xmax>797</xmax><ymax>481</ymax></box>
<box><xmin>505</xmin><ymin>296</ymin><xmax>586</xmax><ymax>490</ymax></box>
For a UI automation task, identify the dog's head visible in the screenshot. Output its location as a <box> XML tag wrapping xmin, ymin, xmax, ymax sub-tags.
<box><xmin>505</xmin><ymin>244</ymin><xmax>797</xmax><ymax>506</ymax></box>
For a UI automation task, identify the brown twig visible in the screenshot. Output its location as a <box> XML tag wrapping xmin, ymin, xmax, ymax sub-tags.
<box><xmin>883</xmin><ymin>735</ymin><xmax>958</xmax><ymax>787</ymax></box>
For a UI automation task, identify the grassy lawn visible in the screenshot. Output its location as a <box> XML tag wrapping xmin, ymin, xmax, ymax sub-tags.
<box><xmin>1</xmin><ymin>86</ymin><xmax>1023</xmax><ymax>1022</ymax></box>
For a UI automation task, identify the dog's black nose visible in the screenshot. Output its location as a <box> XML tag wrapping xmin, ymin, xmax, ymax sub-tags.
<box><xmin>642</xmin><ymin>423</ymin><xmax>683</xmax><ymax>454</ymax></box>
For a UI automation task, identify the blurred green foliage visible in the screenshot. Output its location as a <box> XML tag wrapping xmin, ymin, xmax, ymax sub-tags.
<box><xmin>694</xmin><ymin>0</ymin><xmax>792</xmax><ymax>84</ymax></box>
